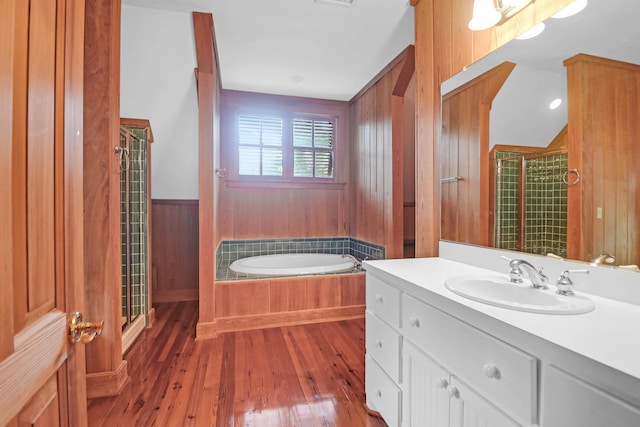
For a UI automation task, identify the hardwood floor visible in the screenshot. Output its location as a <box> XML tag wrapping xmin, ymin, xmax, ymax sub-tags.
<box><xmin>87</xmin><ymin>301</ymin><xmax>387</xmax><ymax>427</ymax></box>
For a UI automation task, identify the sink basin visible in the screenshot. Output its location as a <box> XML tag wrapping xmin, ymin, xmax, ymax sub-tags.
<box><xmin>444</xmin><ymin>275</ymin><xmax>595</xmax><ymax>314</ymax></box>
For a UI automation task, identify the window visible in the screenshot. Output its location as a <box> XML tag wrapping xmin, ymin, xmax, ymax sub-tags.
<box><xmin>236</xmin><ymin>113</ymin><xmax>336</xmax><ymax>181</ymax></box>
<box><xmin>292</xmin><ymin>118</ymin><xmax>334</xmax><ymax>178</ymax></box>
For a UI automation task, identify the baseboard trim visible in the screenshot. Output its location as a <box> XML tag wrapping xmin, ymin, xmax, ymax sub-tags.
<box><xmin>196</xmin><ymin>305</ymin><xmax>365</xmax><ymax>339</ymax></box>
<box><xmin>86</xmin><ymin>360</ymin><xmax>128</xmax><ymax>399</ymax></box>
<box><xmin>153</xmin><ymin>288</ymin><xmax>199</xmax><ymax>303</ymax></box>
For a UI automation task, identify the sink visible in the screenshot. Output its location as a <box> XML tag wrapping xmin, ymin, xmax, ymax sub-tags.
<box><xmin>444</xmin><ymin>275</ymin><xmax>595</xmax><ymax>314</ymax></box>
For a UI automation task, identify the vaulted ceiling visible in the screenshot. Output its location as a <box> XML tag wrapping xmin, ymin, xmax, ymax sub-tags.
<box><xmin>123</xmin><ymin>0</ymin><xmax>415</xmax><ymax>101</ymax></box>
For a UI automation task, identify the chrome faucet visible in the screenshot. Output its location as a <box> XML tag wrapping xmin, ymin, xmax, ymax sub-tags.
<box><xmin>507</xmin><ymin>259</ymin><xmax>549</xmax><ymax>289</ymax></box>
<box><xmin>556</xmin><ymin>269</ymin><xmax>590</xmax><ymax>296</ymax></box>
<box><xmin>342</xmin><ymin>254</ymin><xmax>362</xmax><ymax>270</ymax></box>
<box><xmin>592</xmin><ymin>253</ymin><xmax>616</xmax><ymax>265</ymax></box>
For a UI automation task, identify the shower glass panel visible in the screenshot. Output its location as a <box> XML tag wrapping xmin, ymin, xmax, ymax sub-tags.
<box><xmin>495</xmin><ymin>151</ymin><xmax>568</xmax><ymax>258</ymax></box>
<box><xmin>119</xmin><ymin>127</ymin><xmax>149</xmax><ymax>331</ymax></box>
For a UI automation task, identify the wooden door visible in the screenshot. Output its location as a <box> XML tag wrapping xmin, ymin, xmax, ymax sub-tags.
<box><xmin>0</xmin><ymin>0</ymin><xmax>88</xmax><ymax>425</ymax></box>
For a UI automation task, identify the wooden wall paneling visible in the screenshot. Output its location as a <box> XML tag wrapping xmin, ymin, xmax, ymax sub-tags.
<box><xmin>217</xmin><ymin>91</ymin><xmax>350</xmax><ymax>241</ymax></box>
<box><xmin>193</xmin><ymin>12</ymin><xmax>221</xmax><ymax>338</ymax></box>
<box><xmin>83</xmin><ymin>0</ymin><xmax>127</xmax><ymax>398</ymax></box>
<box><xmin>439</xmin><ymin>62</ymin><xmax>514</xmax><ymax>247</ymax></box>
<box><xmin>413</xmin><ymin>0</ymin><xmax>440</xmax><ymax>258</ymax></box>
<box><xmin>349</xmin><ymin>47</ymin><xmax>413</xmax><ymax>256</ymax></box>
<box><xmin>151</xmin><ymin>200</ymin><xmax>199</xmax><ymax>303</ymax></box>
<box><xmin>565</xmin><ymin>55</ymin><xmax>640</xmax><ymax>265</ymax></box>
<box><xmin>340</xmin><ymin>274</ymin><xmax>366</xmax><ymax>307</ymax></box>
<box><xmin>270</xmin><ymin>280</ymin><xmax>307</xmax><ymax>313</ymax></box>
<box><xmin>215</xmin><ymin>281</ymin><xmax>270</xmax><ymax>318</ymax></box>
<box><xmin>306</xmin><ymin>277</ymin><xmax>341</xmax><ymax>309</ymax></box>
<box><xmin>212</xmin><ymin>274</ymin><xmax>365</xmax><ymax>334</ymax></box>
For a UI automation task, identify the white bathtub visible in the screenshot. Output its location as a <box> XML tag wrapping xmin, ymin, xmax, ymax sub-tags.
<box><xmin>229</xmin><ymin>253</ymin><xmax>356</xmax><ymax>276</ymax></box>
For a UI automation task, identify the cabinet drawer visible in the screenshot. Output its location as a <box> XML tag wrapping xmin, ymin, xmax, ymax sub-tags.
<box><xmin>366</xmin><ymin>274</ymin><xmax>401</xmax><ymax>328</ymax></box>
<box><xmin>366</xmin><ymin>355</ymin><xmax>401</xmax><ymax>427</ymax></box>
<box><xmin>366</xmin><ymin>311</ymin><xmax>402</xmax><ymax>383</ymax></box>
<box><xmin>402</xmin><ymin>294</ymin><xmax>537</xmax><ymax>425</ymax></box>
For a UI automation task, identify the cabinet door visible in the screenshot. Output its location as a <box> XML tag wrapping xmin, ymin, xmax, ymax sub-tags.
<box><xmin>449</xmin><ymin>377</ymin><xmax>521</xmax><ymax>427</ymax></box>
<box><xmin>403</xmin><ymin>341</ymin><xmax>450</xmax><ymax>427</ymax></box>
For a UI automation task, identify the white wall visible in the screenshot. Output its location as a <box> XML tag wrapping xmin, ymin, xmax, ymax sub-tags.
<box><xmin>121</xmin><ymin>4</ymin><xmax>199</xmax><ymax>199</ymax></box>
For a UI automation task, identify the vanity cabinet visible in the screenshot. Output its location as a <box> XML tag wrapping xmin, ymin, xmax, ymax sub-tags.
<box><xmin>365</xmin><ymin>261</ymin><xmax>640</xmax><ymax>427</ymax></box>
<box><xmin>365</xmin><ymin>275</ymin><xmax>403</xmax><ymax>426</ymax></box>
<box><xmin>541</xmin><ymin>366</ymin><xmax>640</xmax><ymax>427</ymax></box>
<box><xmin>404</xmin><ymin>340</ymin><xmax>519</xmax><ymax>427</ymax></box>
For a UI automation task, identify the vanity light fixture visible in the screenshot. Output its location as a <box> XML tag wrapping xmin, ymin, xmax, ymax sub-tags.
<box><xmin>551</xmin><ymin>0</ymin><xmax>587</xmax><ymax>19</ymax></box>
<box><xmin>468</xmin><ymin>0</ymin><xmax>535</xmax><ymax>31</ymax></box>
<box><xmin>516</xmin><ymin>22</ymin><xmax>545</xmax><ymax>40</ymax></box>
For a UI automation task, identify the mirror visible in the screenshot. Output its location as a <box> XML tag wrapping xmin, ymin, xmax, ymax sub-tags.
<box><xmin>440</xmin><ymin>0</ymin><xmax>640</xmax><ymax>270</ymax></box>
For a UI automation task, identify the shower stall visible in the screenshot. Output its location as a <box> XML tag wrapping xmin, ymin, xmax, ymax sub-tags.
<box><xmin>494</xmin><ymin>150</ymin><xmax>568</xmax><ymax>258</ymax></box>
<box><xmin>118</xmin><ymin>119</ymin><xmax>153</xmax><ymax>348</ymax></box>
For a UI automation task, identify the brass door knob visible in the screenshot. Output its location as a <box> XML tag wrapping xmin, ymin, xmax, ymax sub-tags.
<box><xmin>68</xmin><ymin>312</ymin><xmax>104</xmax><ymax>344</ymax></box>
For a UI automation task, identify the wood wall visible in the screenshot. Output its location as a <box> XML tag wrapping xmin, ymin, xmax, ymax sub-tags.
<box><xmin>217</xmin><ymin>91</ymin><xmax>351</xmax><ymax>240</ymax></box>
<box><xmin>193</xmin><ymin>12</ymin><xmax>221</xmax><ymax>337</ymax></box>
<box><xmin>565</xmin><ymin>54</ymin><xmax>640</xmax><ymax>266</ymax></box>
<box><xmin>83</xmin><ymin>0</ymin><xmax>127</xmax><ymax>398</ymax></box>
<box><xmin>151</xmin><ymin>200</ymin><xmax>199</xmax><ymax>303</ymax></box>
<box><xmin>350</xmin><ymin>46</ymin><xmax>414</xmax><ymax>259</ymax></box>
<box><xmin>440</xmin><ymin>61</ymin><xmax>514</xmax><ymax>246</ymax></box>
<box><xmin>412</xmin><ymin>0</ymin><xmax>574</xmax><ymax>257</ymax></box>
<box><xmin>205</xmin><ymin>274</ymin><xmax>365</xmax><ymax>336</ymax></box>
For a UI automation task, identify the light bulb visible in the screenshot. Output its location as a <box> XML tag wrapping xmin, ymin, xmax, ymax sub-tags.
<box><xmin>468</xmin><ymin>0</ymin><xmax>502</xmax><ymax>31</ymax></box>
<box><xmin>552</xmin><ymin>0</ymin><xmax>588</xmax><ymax>19</ymax></box>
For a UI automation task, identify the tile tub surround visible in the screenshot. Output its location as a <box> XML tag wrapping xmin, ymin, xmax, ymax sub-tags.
<box><xmin>216</xmin><ymin>237</ymin><xmax>385</xmax><ymax>280</ymax></box>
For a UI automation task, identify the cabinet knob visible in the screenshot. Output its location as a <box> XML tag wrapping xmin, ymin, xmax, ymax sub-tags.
<box><xmin>446</xmin><ymin>385</ymin><xmax>459</xmax><ymax>398</ymax></box>
<box><xmin>375</xmin><ymin>294</ymin><xmax>383</xmax><ymax>303</ymax></box>
<box><xmin>375</xmin><ymin>339</ymin><xmax>383</xmax><ymax>348</ymax></box>
<box><xmin>483</xmin><ymin>363</ymin><xmax>500</xmax><ymax>379</ymax></box>
<box><xmin>408</xmin><ymin>317</ymin><xmax>420</xmax><ymax>327</ymax></box>
<box><xmin>435</xmin><ymin>378</ymin><xmax>449</xmax><ymax>389</ymax></box>
<box><xmin>376</xmin><ymin>389</ymin><xmax>382</xmax><ymax>398</ymax></box>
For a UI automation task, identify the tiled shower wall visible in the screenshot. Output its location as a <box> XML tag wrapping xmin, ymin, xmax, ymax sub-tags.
<box><xmin>495</xmin><ymin>151</ymin><xmax>522</xmax><ymax>252</ymax></box>
<box><xmin>495</xmin><ymin>151</ymin><xmax>568</xmax><ymax>258</ymax></box>
<box><xmin>120</xmin><ymin>127</ymin><xmax>149</xmax><ymax>327</ymax></box>
<box><xmin>216</xmin><ymin>237</ymin><xmax>385</xmax><ymax>280</ymax></box>
<box><xmin>523</xmin><ymin>153</ymin><xmax>568</xmax><ymax>257</ymax></box>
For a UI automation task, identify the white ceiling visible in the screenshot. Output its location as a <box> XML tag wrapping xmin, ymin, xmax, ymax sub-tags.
<box><xmin>123</xmin><ymin>0</ymin><xmax>415</xmax><ymax>101</ymax></box>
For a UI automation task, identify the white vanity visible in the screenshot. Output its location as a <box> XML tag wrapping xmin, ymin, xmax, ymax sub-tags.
<box><xmin>364</xmin><ymin>243</ymin><xmax>640</xmax><ymax>427</ymax></box>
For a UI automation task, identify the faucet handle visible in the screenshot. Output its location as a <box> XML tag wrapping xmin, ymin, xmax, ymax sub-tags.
<box><xmin>556</xmin><ymin>269</ymin><xmax>589</xmax><ymax>296</ymax></box>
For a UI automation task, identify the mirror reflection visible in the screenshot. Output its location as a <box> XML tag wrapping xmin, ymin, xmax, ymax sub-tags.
<box><xmin>440</xmin><ymin>0</ymin><xmax>640</xmax><ymax>270</ymax></box>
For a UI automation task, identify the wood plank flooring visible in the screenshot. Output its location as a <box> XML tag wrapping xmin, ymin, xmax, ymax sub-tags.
<box><xmin>87</xmin><ymin>301</ymin><xmax>387</xmax><ymax>427</ymax></box>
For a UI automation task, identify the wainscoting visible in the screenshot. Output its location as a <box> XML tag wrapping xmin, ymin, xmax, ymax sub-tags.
<box><xmin>151</xmin><ymin>200</ymin><xmax>199</xmax><ymax>302</ymax></box>
<box><xmin>197</xmin><ymin>273</ymin><xmax>366</xmax><ymax>338</ymax></box>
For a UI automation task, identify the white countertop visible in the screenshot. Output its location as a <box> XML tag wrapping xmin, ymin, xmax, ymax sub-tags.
<box><xmin>363</xmin><ymin>257</ymin><xmax>640</xmax><ymax>382</ymax></box>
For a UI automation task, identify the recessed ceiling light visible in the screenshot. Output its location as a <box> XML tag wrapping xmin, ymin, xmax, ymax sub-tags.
<box><xmin>551</xmin><ymin>0</ymin><xmax>588</xmax><ymax>19</ymax></box>
<box><xmin>315</xmin><ymin>0</ymin><xmax>355</xmax><ymax>7</ymax></box>
<box><xmin>516</xmin><ymin>22</ymin><xmax>545</xmax><ymax>40</ymax></box>
<box><xmin>549</xmin><ymin>98</ymin><xmax>562</xmax><ymax>110</ymax></box>
<box><xmin>289</xmin><ymin>75</ymin><xmax>304</xmax><ymax>84</ymax></box>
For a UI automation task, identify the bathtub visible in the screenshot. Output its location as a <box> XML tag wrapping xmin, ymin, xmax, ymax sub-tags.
<box><xmin>229</xmin><ymin>253</ymin><xmax>357</xmax><ymax>276</ymax></box>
